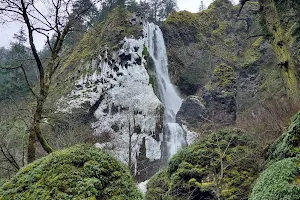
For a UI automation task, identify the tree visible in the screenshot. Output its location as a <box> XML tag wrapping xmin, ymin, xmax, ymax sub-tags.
<box><xmin>0</xmin><ymin>0</ymin><xmax>100</xmax><ymax>163</ymax></box>
<box><xmin>147</xmin><ymin>0</ymin><xmax>177</xmax><ymax>22</ymax></box>
<box><xmin>138</xmin><ymin>0</ymin><xmax>152</xmax><ymax>20</ymax></box>
<box><xmin>161</xmin><ymin>0</ymin><xmax>177</xmax><ymax>18</ymax></box>
<box><xmin>0</xmin><ymin>28</ymin><xmax>36</xmax><ymax>100</ymax></box>
<box><xmin>64</xmin><ymin>0</ymin><xmax>100</xmax><ymax>47</ymax></box>
<box><xmin>198</xmin><ymin>0</ymin><xmax>207</xmax><ymax>12</ymax></box>
<box><xmin>126</xmin><ymin>0</ymin><xmax>139</xmax><ymax>13</ymax></box>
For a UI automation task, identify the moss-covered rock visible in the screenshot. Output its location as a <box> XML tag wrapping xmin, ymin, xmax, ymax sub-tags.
<box><xmin>146</xmin><ymin>129</ymin><xmax>261</xmax><ymax>200</ymax></box>
<box><xmin>0</xmin><ymin>145</ymin><xmax>142</xmax><ymax>200</ymax></box>
<box><xmin>203</xmin><ymin>64</ymin><xmax>237</xmax><ymax>127</ymax></box>
<box><xmin>258</xmin><ymin>0</ymin><xmax>300</xmax><ymax>101</ymax></box>
<box><xmin>210</xmin><ymin>64</ymin><xmax>235</xmax><ymax>91</ymax></box>
<box><xmin>145</xmin><ymin>169</ymin><xmax>170</xmax><ymax>200</ymax></box>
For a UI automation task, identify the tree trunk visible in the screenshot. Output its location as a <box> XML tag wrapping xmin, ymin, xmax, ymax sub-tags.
<box><xmin>27</xmin><ymin>129</ymin><xmax>36</xmax><ymax>163</ymax></box>
<box><xmin>27</xmin><ymin>97</ymin><xmax>53</xmax><ymax>163</ymax></box>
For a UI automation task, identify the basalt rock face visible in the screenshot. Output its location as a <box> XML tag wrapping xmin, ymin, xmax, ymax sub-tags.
<box><xmin>162</xmin><ymin>0</ymin><xmax>299</xmax><ymax>134</ymax></box>
<box><xmin>47</xmin><ymin>7</ymin><xmax>164</xmax><ymax>182</ymax></box>
<box><xmin>203</xmin><ymin>64</ymin><xmax>237</xmax><ymax>127</ymax></box>
<box><xmin>176</xmin><ymin>96</ymin><xmax>207</xmax><ymax>128</ymax></box>
<box><xmin>177</xmin><ymin>64</ymin><xmax>236</xmax><ymax>130</ymax></box>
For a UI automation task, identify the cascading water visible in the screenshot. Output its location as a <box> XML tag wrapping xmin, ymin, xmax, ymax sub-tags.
<box><xmin>145</xmin><ymin>23</ymin><xmax>186</xmax><ymax>160</ymax></box>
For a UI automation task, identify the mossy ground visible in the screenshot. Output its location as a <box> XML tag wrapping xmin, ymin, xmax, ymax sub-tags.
<box><xmin>0</xmin><ymin>145</ymin><xmax>142</xmax><ymax>200</ymax></box>
<box><xmin>146</xmin><ymin>129</ymin><xmax>261</xmax><ymax>200</ymax></box>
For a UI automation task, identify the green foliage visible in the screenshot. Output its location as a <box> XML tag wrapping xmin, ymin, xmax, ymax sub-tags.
<box><xmin>0</xmin><ymin>179</ymin><xmax>7</xmax><ymax>188</ymax></box>
<box><xmin>165</xmin><ymin>11</ymin><xmax>198</xmax><ymax>27</ymax></box>
<box><xmin>0</xmin><ymin>98</ymin><xmax>31</xmax><ymax>179</ymax></box>
<box><xmin>249</xmin><ymin>112</ymin><xmax>300</xmax><ymax>199</ymax></box>
<box><xmin>145</xmin><ymin>169</ymin><xmax>170</xmax><ymax>200</ymax></box>
<box><xmin>212</xmin><ymin>64</ymin><xmax>235</xmax><ymax>90</ymax></box>
<box><xmin>146</xmin><ymin>129</ymin><xmax>261</xmax><ymax>200</ymax></box>
<box><xmin>249</xmin><ymin>157</ymin><xmax>300</xmax><ymax>200</ymax></box>
<box><xmin>0</xmin><ymin>145</ymin><xmax>142</xmax><ymax>200</ymax></box>
<box><xmin>0</xmin><ymin>33</ymin><xmax>37</xmax><ymax>100</ymax></box>
<box><xmin>61</xmin><ymin>6</ymin><xmax>142</xmax><ymax>74</ymax></box>
<box><xmin>267</xmin><ymin>112</ymin><xmax>300</xmax><ymax>163</ymax></box>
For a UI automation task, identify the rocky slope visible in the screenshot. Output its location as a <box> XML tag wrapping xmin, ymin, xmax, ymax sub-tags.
<box><xmin>162</xmin><ymin>0</ymin><xmax>300</xmax><ymax>138</ymax></box>
<box><xmin>44</xmin><ymin>7</ymin><xmax>164</xmax><ymax>181</ymax></box>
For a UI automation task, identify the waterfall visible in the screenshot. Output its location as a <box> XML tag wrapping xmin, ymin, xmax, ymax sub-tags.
<box><xmin>145</xmin><ymin>23</ymin><xmax>186</xmax><ymax>160</ymax></box>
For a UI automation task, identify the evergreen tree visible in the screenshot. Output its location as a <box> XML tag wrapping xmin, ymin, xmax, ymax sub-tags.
<box><xmin>0</xmin><ymin>28</ymin><xmax>36</xmax><ymax>100</ymax></box>
<box><xmin>148</xmin><ymin>0</ymin><xmax>177</xmax><ymax>22</ymax></box>
<box><xmin>198</xmin><ymin>0</ymin><xmax>207</xmax><ymax>12</ymax></box>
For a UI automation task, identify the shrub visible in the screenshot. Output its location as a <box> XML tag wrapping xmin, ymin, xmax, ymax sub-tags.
<box><xmin>146</xmin><ymin>129</ymin><xmax>261</xmax><ymax>200</ymax></box>
<box><xmin>267</xmin><ymin>111</ymin><xmax>300</xmax><ymax>163</ymax></box>
<box><xmin>249</xmin><ymin>157</ymin><xmax>300</xmax><ymax>200</ymax></box>
<box><xmin>249</xmin><ymin>112</ymin><xmax>300</xmax><ymax>200</ymax></box>
<box><xmin>0</xmin><ymin>145</ymin><xmax>142</xmax><ymax>200</ymax></box>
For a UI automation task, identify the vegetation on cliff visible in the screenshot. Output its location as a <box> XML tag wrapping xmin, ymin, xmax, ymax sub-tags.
<box><xmin>249</xmin><ymin>112</ymin><xmax>300</xmax><ymax>200</ymax></box>
<box><xmin>162</xmin><ymin>0</ymin><xmax>300</xmax><ymax>148</ymax></box>
<box><xmin>0</xmin><ymin>145</ymin><xmax>142</xmax><ymax>200</ymax></box>
<box><xmin>146</xmin><ymin>129</ymin><xmax>261</xmax><ymax>200</ymax></box>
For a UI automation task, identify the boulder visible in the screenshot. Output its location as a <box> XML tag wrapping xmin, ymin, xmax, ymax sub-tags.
<box><xmin>176</xmin><ymin>96</ymin><xmax>208</xmax><ymax>127</ymax></box>
<box><xmin>203</xmin><ymin>64</ymin><xmax>237</xmax><ymax>126</ymax></box>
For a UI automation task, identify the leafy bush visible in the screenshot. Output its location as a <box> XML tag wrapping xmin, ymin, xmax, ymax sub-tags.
<box><xmin>146</xmin><ymin>129</ymin><xmax>261</xmax><ymax>200</ymax></box>
<box><xmin>267</xmin><ymin>111</ymin><xmax>300</xmax><ymax>163</ymax></box>
<box><xmin>249</xmin><ymin>112</ymin><xmax>300</xmax><ymax>200</ymax></box>
<box><xmin>0</xmin><ymin>145</ymin><xmax>142</xmax><ymax>200</ymax></box>
<box><xmin>249</xmin><ymin>157</ymin><xmax>300</xmax><ymax>200</ymax></box>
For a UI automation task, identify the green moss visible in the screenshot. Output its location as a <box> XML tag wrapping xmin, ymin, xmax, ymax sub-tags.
<box><xmin>249</xmin><ymin>112</ymin><xmax>300</xmax><ymax>199</ymax></box>
<box><xmin>249</xmin><ymin>157</ymin><xmax>300</xmax><ymax>200</ymax></box>
<box><xmin>146</xmin><ymin>129</ymin><xmax>260</xmax><ymax>200</ymax></box>
<box><xmin>165</xmin><ymin>11</ymin><xmax>198</xmax><ymax>27</ymax></box>
<box><xmin>212</xmin><ymin>22</ymin><xmax>228</xmax><ymax>37</ymax></box>
<box><xmin>57</xmin><ymin>6</ymin><xmax>142</xmax><ymax>84</ymax></box>
<box><xmin>259</xmin><ymin>0</ymin><xmax>300</xmax><ymax>100</ymax></box>
<box><xmin>145</xmin><ymin>169</ymin><xmax>170</xmax><ymax>200</ymax></box>
<box><xmin>267</xmin><ymin>112</ymin><xmax>300</xmax><ymax>163</ymax></box>
<box><xmin>213</xmin><ymin>64</ymin><xmax>235</xmax><ymax>89</ymax></box>
<box><xmin>0</xmin><ymin>145</ymin><xmax>142</xmax><ymax>200</ymax></box>
<box><xmin>242</xmin><ymin>37</ymin><xmax>263</xmax><ymax>68</ymax></box>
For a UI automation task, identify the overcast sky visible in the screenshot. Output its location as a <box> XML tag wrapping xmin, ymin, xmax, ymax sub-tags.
<box><xmin>0</xmin><ymin>0</ymin><xmax>236</xmax><ymax>50</ymax></box>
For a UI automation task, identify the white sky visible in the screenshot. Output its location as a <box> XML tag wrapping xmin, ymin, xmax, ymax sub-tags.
<box><xmin>0</xmin><ymin>0</ymin><xmax>237</xmax><ymax>50</ymax></box>
<box><xmin>178</xmin><ymin>0</ymin><xmax>213</xmax><ymax>13</ymax></box>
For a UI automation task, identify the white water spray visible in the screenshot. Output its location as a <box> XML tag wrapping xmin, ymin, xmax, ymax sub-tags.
<box><xmin>145</xmin><ymin>23</ymin><xmax>186</xmax><ymax>159</ymax></box>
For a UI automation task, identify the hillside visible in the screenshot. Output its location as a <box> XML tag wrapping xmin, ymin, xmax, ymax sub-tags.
<box><xmin>1</xmin><ymin>0</ymin><xmax>300</xmax><ymax>199</ymax></box>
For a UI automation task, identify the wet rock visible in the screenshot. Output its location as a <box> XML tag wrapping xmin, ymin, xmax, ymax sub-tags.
<box><xmin>176</xmin><ymin>96</ymin><xmax>208</xmax><ymax>127</ymax></box>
